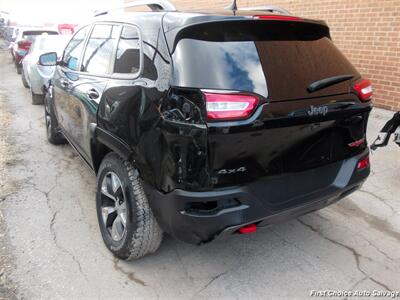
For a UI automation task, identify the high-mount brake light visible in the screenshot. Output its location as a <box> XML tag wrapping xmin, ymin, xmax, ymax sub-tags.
<box><xmin>353</xmin><ymin>79</ymin><xmax>373</xmax><ymax>102</ymax></box>
<box><xmin>204</xmin><ymin>92</ymin><xmax>259</xmax><ymax>121</ymax></box>
<box><xmin>254</xmin><ymin>15</ymin><xmax>302</xmax><ymax>21</ymax></box>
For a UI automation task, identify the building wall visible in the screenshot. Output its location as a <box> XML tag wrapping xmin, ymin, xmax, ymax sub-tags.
<box><xmin>129</xmin><ymin>0</ymin><xmax>400</xmax><ymax>110</ymax></box>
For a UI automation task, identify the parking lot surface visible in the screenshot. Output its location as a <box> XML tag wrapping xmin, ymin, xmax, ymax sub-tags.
<box><xmin>0</xmin><ymin>48</ymin><xmax>399</xmax><ymax>299</ymax></box>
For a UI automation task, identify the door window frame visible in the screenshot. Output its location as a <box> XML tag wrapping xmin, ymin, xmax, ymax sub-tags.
<box><xmin>79</xmin><ymin>22</ymin><xmax>122</xmax><ymax>77</ymax></box>
<box><xmin>110</xmin><ymin>23</ymin><xmax>144</xmax><ymax>80</ymax></box>
<box><xmin>63</xmin><ymin>21</ymin><xmax>144</xmax><ymax>80</ymax></box>
<box><xmin>60</xmin><ymin>24</ymin><xmax>90</xmax><ymax>72</ymax></box>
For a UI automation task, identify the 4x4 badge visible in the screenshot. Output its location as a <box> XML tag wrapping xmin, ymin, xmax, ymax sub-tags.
<box><xmin>308</xmin><ymin>105</ymin><xmax>329</xmax><ymax>116</ymax></box>
<box><xmin>218</xmin><ymin>167</ymin><xmax>247</xmax><ymax>175</ymax></box>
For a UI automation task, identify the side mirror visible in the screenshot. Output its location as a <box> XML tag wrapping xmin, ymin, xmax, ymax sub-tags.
<box><xmin>39</xmin><ymin>52</ymin><xmax>57</xmax><ymax>66</ymax></box>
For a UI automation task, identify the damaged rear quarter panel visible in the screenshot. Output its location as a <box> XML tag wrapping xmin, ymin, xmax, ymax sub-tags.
<box><xmin>96</xmin><ymin>15</ymin><xmax>210</xmax><ymax>192</ymax></box>
<box><xmin>97</xmin><ymin>85</ymin><xmax>210</xmax><ymax>192</ymax></box>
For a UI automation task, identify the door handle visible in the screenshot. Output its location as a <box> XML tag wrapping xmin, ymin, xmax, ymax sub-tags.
<box><xmin>87</xmin><ymin>89</ymin><xmax>99</xmax><ymax>100</ymax></box>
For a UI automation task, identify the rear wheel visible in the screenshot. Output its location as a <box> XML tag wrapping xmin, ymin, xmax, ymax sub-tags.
<box><xmin>16</xmin><ymin>64</ymin><xmax>22</xmax><ymax>74</ymax></box>
<box><xmin>96</xmin><ymin>153</ymin><xmax>163</xmax><ymax>260</ymax></box>
<box><xmin>21</xmin><ymin>71</ymin><xmax>29</xmax><ymax>88</ymax></box>
<box><xmin>44</xmin><ymin>93</ymin><xmax>66</xmax><ymax>145</ymax></box>
<box><xmin>31</xmin><ymin>91</ymin><xmax>44</xmax><ymax>105</ymax></box>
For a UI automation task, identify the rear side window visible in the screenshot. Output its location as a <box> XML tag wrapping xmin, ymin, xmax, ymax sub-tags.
<box><xmin>171</xmin><ymin>21</ymin><xmax>359</xmax><ymax>100</ymax></box>
<box><xmin>62</xmin><ymin>26</ymin><xmax>88</xmax><ymax>71</ymax></box>
<box><xmin>81</xmin><ymin>24</ymin><xmax>120</xmax><ymax>75</ymax></box>
<box><xmin>113</xmin><ymin>25</ymin><xmax>141</xmax><ymax>75</ymax></box>
<box><xmin>173</xmin><ymin>39</ymin><xmax>268</xmax><ymax>97</ymax></box>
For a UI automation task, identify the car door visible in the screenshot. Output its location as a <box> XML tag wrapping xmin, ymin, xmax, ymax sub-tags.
<box><xmin>58</xmin><ymin>23</ymin><xmax>121</xmax><ymax>165</ymax></box>
<box><xmin>53</xmin><ymin>25</ymin><xmax>89</xmax><ymax>141</ymax></box>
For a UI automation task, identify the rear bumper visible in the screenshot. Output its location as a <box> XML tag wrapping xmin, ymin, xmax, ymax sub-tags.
<box><xmin>29</xmin><ymin>68</ymin><xmax>46</xmax><ymax>95</ymax></box>
<box><xmin>146</xmin><ymin>150</ymin><xmax>370</xmax><ymax>244</ymax></box>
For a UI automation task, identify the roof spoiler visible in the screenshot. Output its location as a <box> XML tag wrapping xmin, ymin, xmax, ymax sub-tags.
<box><xmin>94</xmin><ymin>0</ymin><xmax>177</xmax><ymax>17</ymax></box>
<box><xmin>241</xmin><ymin>6</ymin><xmax>291</xmax><ymax>15</ymax></box>
<box><xmin>224</xmin><ymin>0</ymin><xmax>290</xmax><ymax>15</ymax></box>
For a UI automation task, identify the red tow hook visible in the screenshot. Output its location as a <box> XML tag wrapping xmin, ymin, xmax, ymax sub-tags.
<box><xmin>238</xmin><ymin>224</ymin><xmax>257</xmax><ymax>234</ymax></box>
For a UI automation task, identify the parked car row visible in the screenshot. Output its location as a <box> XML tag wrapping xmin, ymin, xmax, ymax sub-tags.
<box><xmin>11</xmin><ymin>28</ymin><xmax>59</xmax><ymax>74</ymax></box>
<box><xmin>6</xmin><ymin>0</ymin><xmax>382</xmax><ymax>261</ymax></box>
<box><xmin>21</xmin><ymin>34</ymin><xmax>69</xmax><ymax>104</ymax></box>
<box><xmin>3</xmin><ymin>25</ymin><xmax>73</xmax><ymax>104</ymax></box>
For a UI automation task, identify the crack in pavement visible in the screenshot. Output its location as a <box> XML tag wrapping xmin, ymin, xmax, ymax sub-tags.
<box><xmin>334</xmin><ymin>200</ymin><xmax>400</xmax><ymax>243</ymax></box>
<box><xmin>297</xmin><ymin>219</ymin><xmax>392</xmax><ymax>291</ymax></box>
<box><xmin>190</xmin><ymin>269</ymin><xmax>229</xmax><ymax>299</ymax></box>
<box><xmin>344</xmin><ymin>276</ymin><xmax>368</xmax><ymax>300</ymax></box>
<box><xmin>364</xmin><ymin>239</ymin><xmax>396</xmax><ymax>264</ymax></box>
<box><xmin>24</xmin><ymin>177</ymin><xmax>90</xmax><ymax>283</ymax></box>
<box><xmin>358</xmin><ymin>189</ymin><xmax>397</xmax><ymax>215</ymax></box>
<box><xmin>49</xmin><ymin>210</ymin><xmax>88</xmax><ymax>283</ymax></box>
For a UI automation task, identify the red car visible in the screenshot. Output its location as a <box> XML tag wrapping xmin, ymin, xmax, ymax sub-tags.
<box><xmin>58</xmin><ymin>24</ymin><xmax>75</xmax><ymax>35</ymax></box>
<box><xmin>12</xmin><ymin>28</ymin><xmax>58</xmax><ymax>74</ymax></box>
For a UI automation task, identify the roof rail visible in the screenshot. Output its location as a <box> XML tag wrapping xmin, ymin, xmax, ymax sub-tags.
<box><xmin>94</xmin><ymin>0</ymin><xmax>177</xmax><ymax>17</ymax></box>
<box><xmin>241</xmin><ymin>5</ymin><xmax>291</xmax><ymax>15</ymax></box>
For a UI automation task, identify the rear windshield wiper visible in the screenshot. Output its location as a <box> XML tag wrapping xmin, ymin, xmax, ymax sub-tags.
<box><xmin>307</xmin><ymin>75</ymin><xmax>354</xmax><ymax>93</ymax></box>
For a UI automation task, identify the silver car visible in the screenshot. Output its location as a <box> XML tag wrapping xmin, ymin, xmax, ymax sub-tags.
<box><xmin>22</xmin><ymin>34</ymin><xmax>69</xmax><ymax>104</ymax></box>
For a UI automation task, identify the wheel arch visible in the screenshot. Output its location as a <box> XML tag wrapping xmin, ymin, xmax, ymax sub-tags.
<box><xmin>90</xmin><ymin>125</ymin><xmax>135</xmax><ymax>174</ymax></box>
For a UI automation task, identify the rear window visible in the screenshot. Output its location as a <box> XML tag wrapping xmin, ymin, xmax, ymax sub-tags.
<box><xmin>22</xmin><ymin>30</ymin><xmax>58</xmax><ymax>42</ymax></box>
<box><xmin>171</xmin><ymin>21</ymin><xmax>359</xmax><ymax>100</ymax></box>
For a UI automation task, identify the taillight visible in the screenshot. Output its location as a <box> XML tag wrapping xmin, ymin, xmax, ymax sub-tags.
<box><xmin>353</xmin><ymin>79</ymin><xmax>373</xmax><ymax>102</ymax></box>
<box><xmin>203</xmin><ymin>92</ymin><xmax>259</xmax><ymax>121</ymax></box>
<box><xmin>254</xmin><ymin>15</ymin><xmax>302</xmax><ymax>21</ymax></box>
<box><xmin>348</xmin><ymin>138</ymin><xmax>365</xmax><ymax>148</ymax></box>
<box><xmin>357</xmin><ymin>155</ymin><xmax>370</xmax><ymax>170</ymax></box>
<box><xmin>17</xmin><ymin>40</ymin><xmax>31</xmax><ymax>50</ymax></box>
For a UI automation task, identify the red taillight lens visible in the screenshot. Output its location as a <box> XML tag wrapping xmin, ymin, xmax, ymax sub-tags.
<box><xmin>254</xmin><ymin>15</ymin><xmax>301</xmax><ymax>21</ymax></box>
<box><xmin>17</xmin><ymin>40</ymin><xmax>31</xmax><ymax>50</ymax></box>
<box><xmin>353</xmin><ymin>79</ymin><xmax>373</xmax><ymax>102</ymax></box>
<box><xmin>204</xmin><ymin>92</ymin><xmax>258</xmax><ymax>121</ymax></box>
<box><xmin>348</xmin><ymin>138</ymin><xmax>366</xmax><ymax>148</ymax></box>
<box><xmin>357</xmin><ymin>155</ymin><xmax>370</xmax><ymax>170</ymax></box>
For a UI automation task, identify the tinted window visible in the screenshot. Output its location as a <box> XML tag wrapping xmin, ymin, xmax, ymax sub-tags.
<box><xmin>81</xmin><ymin>24</ymin><xmax>119</xmax><ymax>75</ymax></box>
<box><xmin>173</xmin><ymin>39</ymin><xmax>268</xmax><ymax>97</ymax></box>
<box><xmin>172</xmin><ymin>21</ymin><xmax>359</xmax><ymax>100</ymax></box>
<box><xmin>256</xmin><ymin>38</ymin><xmax>358</xmax><ymax>101</ymax></box>
<box><xmin>113</xmin><ymin>25</ymin><xmax>141</xmax><ymax>74</ymax></box>
<box><xmin>62</xmin><ymin>26</ymin><xmax>88</xmax><ymax>71</ymax></box>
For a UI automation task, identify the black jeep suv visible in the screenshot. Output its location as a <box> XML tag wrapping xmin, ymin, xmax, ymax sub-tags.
<box><xmin>39</xmin><ymin>0</ymin><xmax>372</xmax><ymax>260</ymax></box>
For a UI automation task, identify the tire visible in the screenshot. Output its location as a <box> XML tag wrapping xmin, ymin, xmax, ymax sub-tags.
<box><xmin>15</xmin><ymin>62</ymin><xmax>22</xmax><ymax>74</ymax></box>
<box><xmin>96</xmin><ymin>153</ymin><xmax>163</xmax><ymax>260</ymax></box>
<box><xmin>44</xmin><ymin>93</ymin><xmax>66</xmax><ymax>145</ymax></box>
<box><xmin>31</xmin><ymin>91</ymin><xmax>44</xmax><ymax>105</ymax></box>
<box><xmin>21</xmin><ymin>71</ymin><xmax>29</xmax><ymax>88</ymax></box>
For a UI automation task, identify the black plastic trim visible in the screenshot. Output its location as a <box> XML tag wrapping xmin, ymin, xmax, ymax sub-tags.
<box><xmin>95</xmin><ymin>127</ymin><xmax>133</xmax><ymax>161</ymax></box>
